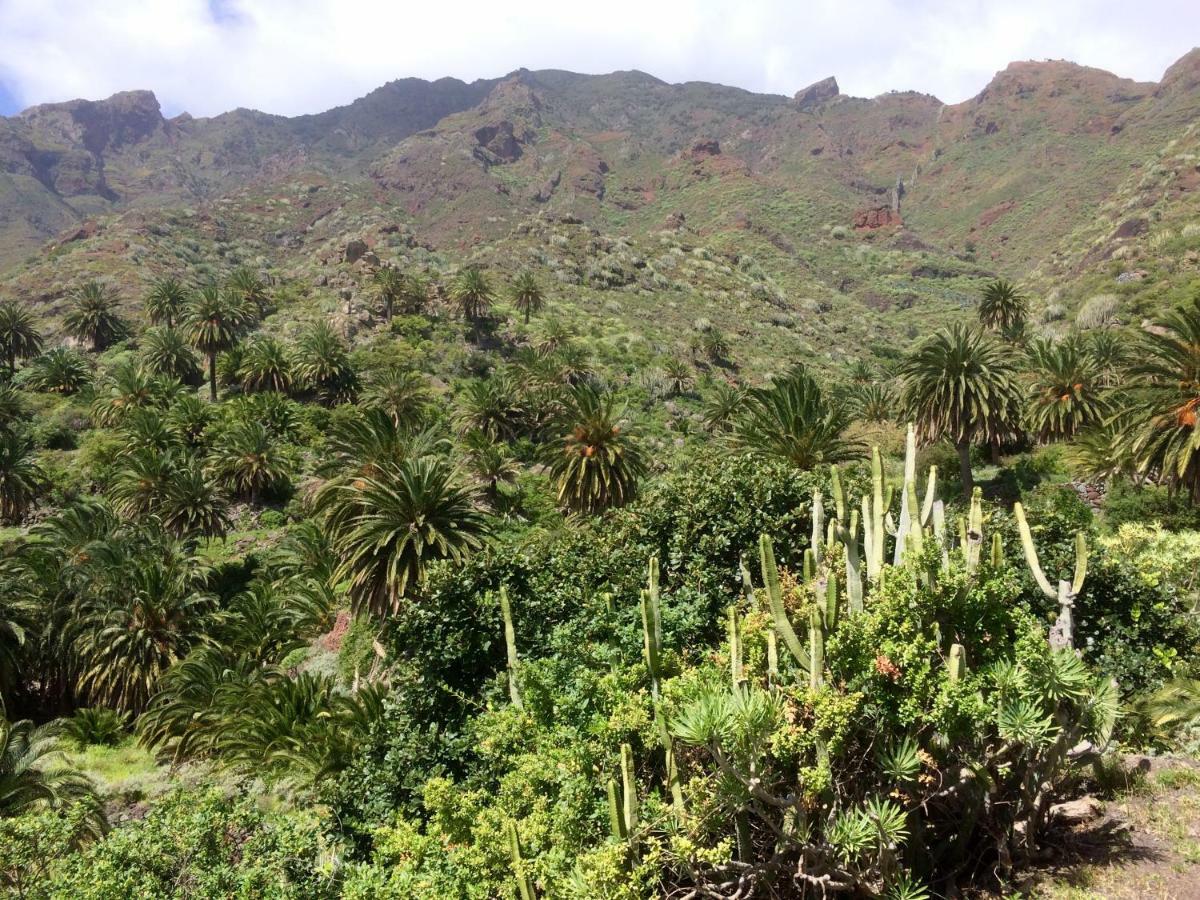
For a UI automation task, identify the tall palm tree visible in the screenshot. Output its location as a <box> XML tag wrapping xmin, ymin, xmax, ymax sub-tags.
<box><xmin>1024</xmin><ymin>338</ymin><xmax>1109</xmax><ymax>442</ymax></box>
<box><xmin>1120</xmin><ymin>296</ymin><xmax>1200</xmax><ymax>501</ymax></box>
<box><xmin>0</xmin><ymin>716</ymin><xmax>104</xmax><ymax>833</ymax></box>
<box><xmin>510</xmin><ymin>271</ymin><xmax>545</xmax><ymax>325</ymax></box>
<box><xmin>450</xmin><ymin>267</ymin><xmax>494</xmax><ymax>323</ymax></box>
<box><xmin>978</xmin><ymin>279</ymin><xmax>1029</xmax><ymax>337</ymax></box>
<box><xmin>208</xmin><ymin>421</ymin><xmax>291</xmax><ymax>503</ymax></box>
<box><xmin>144</xmin><ymin>276</ymin><xmax>188</xmax><ymax>329</ymax></box>
<box><xmin>0</xmin><ymin>431</ymin><xmax>45</xmax><ymax>524</ymax></box>
<box><xmin>544</xmin><ymin>383</ymin><xmax>646</xmax><ymax>515</ymax></box>
<box><xmin>0</xmin><ymin>301</ymin><xmax>43</xmax><ymax>376</ymax></box>
<box><xmin>323</xmin><ymin>455</ymin><xmax>489</xmax><ymax>616</ymax></box>
<box><xmin>142</xmin><ymin>326</ymin><xmax>201</xmax><ymax>385</ymax></box>
<box><xmin>237</xmin><ymin>336</ymin><xmax>294</xmax><ymax>394</ymax></box>
<box><xmin>63</xmin><ymin>281</ymin><xmax>128</xmax><ymax>352</ymax></box>
<box><xmin>24</xmin><ymin>348</ymin><xmax>91</xmax><ymax>395</ymax></box>
<box><xmin>900</xmin><ymin>324</ymin><xmax>1023</xmax><ymax>497</ymax></box>
<box><xmin>400</xmin><ymin>272</ymin><xmax>430</xmax><ymax>315</ymax></box>
<box><xmin>731</xmin><ymin>367</ymin><xmax>862</xmax><ymax>470</ymax></box>
<box><xmin>294</xmin><ymin>321</ymin><xmax>357</xmax><ymax>405</ymax></box>
<box><xmin>372</xmin><ymin>267</ymin><xmax>405</xmax><ymax>322</ymax></box>
<box><xmin>184</xmin><ymin>285</ymin><xmax>254</xmax><ymax>400</ymax></box>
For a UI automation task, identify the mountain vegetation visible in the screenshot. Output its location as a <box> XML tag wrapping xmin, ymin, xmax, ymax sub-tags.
<box><xmin>0</xmin><ymin>51</ymin><xmax>1199</xmax><ymax>898</ymax></box>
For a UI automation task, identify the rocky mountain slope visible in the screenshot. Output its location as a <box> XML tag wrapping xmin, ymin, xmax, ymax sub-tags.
<box><xmin>1</xmin><ymin>50</ymin><xmax>1198</xmax><ymax>371</ymax></box>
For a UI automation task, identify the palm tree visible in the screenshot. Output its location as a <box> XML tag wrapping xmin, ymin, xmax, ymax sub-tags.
<box><xmin>165</xmin><ymin>394</ymin><xmax>214</xmax><ymax>449</ymax></box>
<box><xmin>544</xmin><ymin>383</ymin><xmax>646</xmax><ymax>515</ymax></box>
<box><xmin>662</xmin><ymin>358</ymin><xmax>694</xmax><ymax>397</ymax></box>
<box><xmin>142</xmin><ymin>326</ymin><xmax>201</xmax><ymax>385</ymax></box>
<box><xmin>90</xmin><ymin>362</ymin><xmax>175</xmax><ymax>428</ymax></box>
<box><xmin>847</xmin><ymin>381</ymin><xmax>896</xmax><ymax>424</ymax></box>
<box><xmin>1120</xmin><ymin>296</ymin><xmax>1200</xmax><ymax>501</ymax></box>
<box><xmin>158</xmin><ymin>459</ymin><xmax>230</xmax><ymax>539</ymax></box>
<box><xmin>144</xmin><ymin>276</ymin><xmax>188</xmax><ymax>329</ymax></box>
<box><xmin>25</xmin><ymin>348</ymin><xmax>91</xmax><ymax>395</ymax></box>
<box><xmin>978</xmin><ymin>278</ymin><xmax>1029</xmax><ymax>337</ymax></box>
<box><xmin>1086</xmin><ymin>329</ymin><xmax>1128</xmax><ymax>387</ymax></box>
<box><xmin>63</xmin><ymin>281</ymin><xmax>128</xmax><ymax>352</ymax></box>
<box><xmin>226</xmin><ymin>267</ymin><xmax>270</xmax><ymax>316</ymax></box>
<box><xmin>400</xmin><ymin>272</ymin><xmax>431</xmax><ymax>315</ymax></box>
<box><xmin>900</xmin><ymin>324</ymin><xmax>1023</xmax><ymax>497</ymax></box>
<box><xmin>510</xmin><ymin>271</ymin><xmax>545</xmax><ymax>325</ymax></box>
<box><xmin>0</xmin><ymin>385</ymin><xmax>25</xmax><ymax>432</ymax></box>
<box><xmin>109</xmin><ymin>449</ymin><xmax>182</xmax><ymax>521</ymax></box>
<box><xmin>238</xmin><ymin>336</ymin><xmax>294</xmax><ymax>394</ymax></box>
<box><xmin>731</xmin><ymin>367</ymin><xmax>862</xmax><ymax>470</ymax></box>
<box><xmin>184</xmin><ymin>285</ymin><xmax>254</xmax><ymax>400</ymax></box>
<box><xmin>0</xmin><ymin>716</ymin><xmax>104</xmax><ymax>832</ymax></box>
<box><xmin>462</xmin><ymin>430</ymin><xmax>520</xmax><ymax>506</ymax></box>
<box><xmin>701</xmin><ymin>380</ymin><xmax>744</xmax><ymax>433</ymax></box>
<box><xmin>71</xmin><ymin>548</ymin><xmax>213</xmax><ymax>714</ymax></box>
<box><xmin>700</xmin><ymin>329</ymin><xmax>731</xmax><ymax>364</ymax></box>
<box><xmin>455</xmin><ymin>375</ymin><xmax>526</xmax><ymax>442</ymax></box>
<box><xmin>372</xmin><ymin>267</ymin><xmax>405</xmax><ymax>322</ymax></box>
<box><xmin>208</xmin><ymin>421</ymin><xmax>291</xmax><ymax>503</ymax></box>
<box><xmin>0</xmin><ymin>431</ymin><xmax>45</xmax><ymax>524</ymax></box>
<box><xmin>536</xmin><ymin>319</ymin><xmax>576</xmax><ymax>357</ymax></box>
<box><xmin>363</xmin><ymin>368</ymin><xmax>432</xmax><ymax>427</ymax></box>
<box><xmin>0</xmin><ymin>301</ymin><xmax>43</xmax><ymax>376</ymax></box>
<box><xmin>450</xmin><ymin>267</ymin><xmax>494</xmax><ymax>323</ymax></box>
<box><xmin>294</xmin><ymin>321</ymin><xmax>357</xmax><ymax>405</ymax></box>
<box><xmin>323</xmin><ymin>455</ymin><xmax>489</xmax><ymax>616</ymax></box>
<box><xmin>1024</xmin><ymin>338</ymin><xmax>1109</xmax><ymax>442</ymax></box>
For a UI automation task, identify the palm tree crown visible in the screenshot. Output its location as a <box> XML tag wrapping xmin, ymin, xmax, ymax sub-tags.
<box><xmin>451</xmin><ymin>268</ymin><xmax>494</xmax><ymax>322</ymax></box>
<box><xmin>64</xmin><ymin>281</ymin><xmax>128</xmax><ymax>352</ymax></box>
<box><xmin>978</xmin><ymin>279</ymin><xmax>1029</xmax><ymax>337</ymax></box>
<box><xmin>545</xmin><ymin>383</ymin><xmax>646</xmax><ymax>514</ymax></box>
<box><xmin>1024</xmin><ymin>338</ymin><xmax>1109</xmax><ymax>442</ymax></box>
<box><xmin>144</xmin><ymin>276</ymin><xmax>188</xmax><ymax>329</ymax></box>
<box><xmin>900</xmin><ymin>324</ymin><xmax>1022</xmax><ymax>496</ymax></box>
<box><xmin>510</xmin><ymin>271</ymin><xmax>545</xmax><ymax>325</ymax></box>
<box><xmin>0</xmin><ymin>301</ymin><xmax>43</xmax><ymax>375</ymax></box>
<box><xmin>184</xmin><ymin>285</ymin><xmax>255</xmax><ymax>400</ymax></box>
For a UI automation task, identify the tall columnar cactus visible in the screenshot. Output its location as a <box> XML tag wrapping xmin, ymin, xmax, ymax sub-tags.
<box><xmin>948</xmin><ymin>643</ymin><xmax>966</xmax><ymax>681</ymax></box>
<box><xmin>894</xmin><ymin>424</ymin><xmax>919</xmax><ymax>564</ymax></box>
<box><xmin>842</xmin><ymin>509</ymin><xmax>864</xmax><ymax>614</ymax></box>
<box><xmin>499</xmin><ymin>586</ymin><xmax>523</xmax><ymax>709</ymax></box>
<box><xmin>641</xmin><ymin>557</ymin><xmax>664</xmax><ymax>699</ymax></box>
<box><xmin>621</xmin><ymin>742</ymin><xmax>638</xmax><ymax>845</ymax></box>
<box><xmin>760</xmin><ymin>534</ymin><xmax>810</xmax><ymax>674</ymax></box>
<box><xmin>1013</xmin><ymin>502</ymin><xmax>1088</xmax><ymax>649</ymax></box>
<box><xmin>868</xmin><ymin>447</ymin><xmax>886</xmax><ymax>580</ymax></box>
<box><xmin>991</xmin><ymin>532</ymin><xmax>1003</xmax><ymax>569</ymax></box>
<box><xmin>728</xmin><ymin>604</ymin><xmax>744</xmax><ymax>688</ymax></box>
<box><xmin>506</xmin><ymin>820</ymin><xmax>537</xmax><ymax>900</ymax></box>
<box><xmin>830</xmin><ymin>463</ymin><xmax>846</xmax><ymax>524</ymax></box>
<box><xmin>965</xmin><ymin>487</ymin><xmax>984</xmax><ymax>574</ymax></box>
<box><xmin>823</xmin><ymin>572</ymin><xmax>839</xmax><ymax>632</ymax></box>
<box><xmin>656</xmin><ymin>712</ymin><xmax>686</xmax><ymax>814</ymax></box>
<box><xmin>811</xmin><ymin>489</ymin><xmax>825</xmax><ymax>559</ymax></box>
<box><xmin>809</xmin><ymin>607</ymin><xmax>825</xmax><ymax>691</ymax></box>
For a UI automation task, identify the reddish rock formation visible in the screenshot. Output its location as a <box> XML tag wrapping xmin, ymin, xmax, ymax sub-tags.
<box><xmin>853</xmin><ymin>206</ymin><xmax>902</xmax><ymax>230</ymax></box>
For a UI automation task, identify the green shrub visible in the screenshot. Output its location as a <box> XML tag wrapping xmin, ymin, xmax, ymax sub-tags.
<box><xmin>62</xmin><ymin>707</ymin><xmax>127</xmax><ymax>750</ymax></box>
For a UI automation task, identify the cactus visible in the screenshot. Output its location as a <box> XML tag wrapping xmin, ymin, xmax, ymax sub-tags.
<box><xmin>621</xmin><ymin>742</ymin><xmax>638</xmax><ymax>840</ymax></box>
<box><xmin>809</xmin><ymin>607</ymin><xmax>825</xmax><ymax>691</ymax></box>
<box><xmin>728</xmin><ymin>604</ymin><xmax>744</xmax><ymax>688</ymax></box>
<box><xmin>830</xmin><ymin>463</ymin><xmax>846</xmax><ymax>524</ymax></box>
<box><xmin>760</xmin><ymin>534</ymin><xmax>810</xmax><ymax>673</ymax></box>
<box><xmin>843</xmin><ymin>509</ymin><xmax>864</xmax><ymax>614</ymax></box>
<box><xmin>766</xmin><ymin>629</ymin><xmax>779</xmax><ymax>685</ymax></box>
<box><xmin>948</xmin><ymin>643</ymin><xmax>966</xmax><ymax>681</ymax></box>
<box><xmin>920</xmin><ymin>465</ymin><xmax>938</xmax><ymax>528</ymax></box>
<box><xmin>894</xmin><ymin>424</ymin><xmax>918</xmax><ymax>564</ymax></box>
<box><xmin>965</xmin><ymin>487</ymin><xmax>984</xmax><ymax>574</ymax></box>
<box><xmin>1014</xmin><ymin>502</ymin><xmax>1088</xmax><ymax>650</ymax></box>
<box><xmin>823</xmin><ymin>572</ymin><xmax>838</xmax><ymax>631</ymax></box>
<box><xmin>735</xmin><ymin>811</ymin><xmax>753</xmax><ymax>862</ymax></box>
<box><xmin>802</xmin><ymin>547</ymin><xmax>816</xmax><ymax>581</ymax></box>
<box><xmin>499</xmin><ymin>586</ymin><xmax>523</xmax><ymax>709</ymax></box>
<box><xmin>506</xmin><ymin>820</ymin><xmax>537</xmax><ymax>900</ymax></box>
<box><xmin>869</xmin><ymin>448</ymin><xmax>886</xmax><ymax>579</ymax></box>
<box><xmin>607</xmin><ymin>779</ymin><xmax>627</xmax><ymax>841</ymax></box>
<box><xmin>641</xmin><ymin>557</ymin><xmax>664</xmax><ymax>699</ymax></box>
<box><xmin>990</xmin><ymin>532</ymin><xmax>1003</xmax><ymax>569</ymax></box>
<box><xmin>656</xmin><ymin>711</ymin><xmax>685</xmax><ymax>814</ymax></box>
<box><xmin>811</xmin><ymin>489</ymin><xmax>825</xmax><ymax>558</ymax></box>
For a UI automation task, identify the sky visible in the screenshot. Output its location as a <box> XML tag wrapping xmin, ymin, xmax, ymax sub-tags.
<box><xmin>0</xmin><ymin>0</ymin><xmax>1196</xmax><ymax>118</ymax></box>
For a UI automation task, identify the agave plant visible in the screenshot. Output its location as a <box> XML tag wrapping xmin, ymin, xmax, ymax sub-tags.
<box><xmin>0</xmin><ymin>430</ymin><xmax>45</xmax><ymax>524</ymax></box>
<box><xmin>144</xmin><ymin>276</ymin><xmax>188</xmax><ymax>329</ymax></box>
<box><xmin>510</xmin><ymin>271</ymin><xmax>546</xmax><ymax>325</ymax></box>
<box><xmin>24</xmin><ymin>348</ymin><xmax>91</xmax><ymax>395</ymax></box>
<box><xmin>0</xmin><ymin>300</ymin><xmax>43</xmax><ymax>375</ymax></box>
<box><xmin>64</xmin><ymin>281</ymin><xmax>128</xmax><ymax>352</ymax></box>
<box><xmin>731</xmin><ymin>367</ymin><xmax>862</xmax><ymax>470</ymax></box>
<box><xmin>323</xmin><ymin>454</ymin><xmax>489</xmax><ymax>616</ymax></box>
<box><xmin>544</xmin><ymin>383</ymin><xmax>646</xmax><ymax>515</ymax></box>
<box><xmin>237</xmin><ymin>335</ymin><xmax>294</xmax><ymax>394</ymax></box>
<box><xmin>1024</xmin><ymin>338</ymin><xmax>1109</xmax><ymax>442</ymax></box>
<box><xmin>141</xmin><ymin>326</ymin><xmax>201</xmax><ymax>385</ymax></box>
<box><xmin>450</xmin><ymin>267</ymin><xmax>494</xmax><ymax>323</ymax></box>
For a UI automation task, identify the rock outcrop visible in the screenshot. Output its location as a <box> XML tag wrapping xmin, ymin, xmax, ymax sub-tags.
<box><xmin>794</xmin><ymin>76</ymin><xmax>840</xmax><ymax>108</ymax></box>
<box><xmin>853</xmin><ymin>207</ymin><xmax>902</xmax><ymax>230</ymax></box>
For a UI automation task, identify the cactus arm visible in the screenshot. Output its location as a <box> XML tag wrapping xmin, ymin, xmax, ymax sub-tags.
<box><xmin>830</xmin><ymin>464</ymin><xmax>845</xmax><ymax>524</ymax></box>
<box><xmin>655</xmin><ymin>712</ymin><xmax>685</xmax><ymax>814</ymax></box>
<box><xmin>607</xmin><ymin>779</ymin><xmax>627</xmax><ymax>841</ymax></box>
<box><xmin>507</xmin><ymin>820</ymin><xmax>537</xmax><ymax>900</ymax></box>
<box><xmin>894</xmin><ymin>424</ymin><xmax>918</xmax><ymax>564</ymax></box>
<box><xmin>965</xmin><ymin>487</ymin><xmax>984</xmax><ymax>574</ymax></box>
<box><xmin>948</xmin><ymin>643</ymin><xmax>966</xmax><ymax>681</ymax></box>
<box><xmin>1013</xmin><ymin>502</ymin><xmax>1056</xmax><ymax>599</ymax></box>
<box><xmin>766</xmin><ymin>630</ymin><xmax>779</xmax><ymax>686</ymax></box>
<box><xmin>621</xmin><ymin>743</ymin><xmax>638</xmax><ymax>838</ymax></box>
<box><xmin>728</xmin><ymin>604</ymin><xmax>744</xmax><ymax>688</ymax></box>
<box><xmin>1072</xmin><ymin>532</ymin><xmax>1088</xmax><ymax>595</ymax></box>
<box><xmin>824</xmin><ymin>572</ymin><xmax>838</xmax><ymax>631</ymax></box>
<box><xmin>740</xmin><ymin>556</ymin><xmax>755</xmax><ymax>603</ymax></box>
<box><xmin>809</xmin><ymin>607</ymin><xmax>825</xmax><ymax>690</ymax></box>
<box><xmin>921</xmin><ymin>466</ymin><xmax>938</xmax><ymax>528</ymax></box>
<box><xmin>844</xmin><ymin>510</ymin><xmax>863</xmax><ymax>614</ymax></box>
<box><xmin>862</xmin><ymin>495</ymin><xmax>877</xmax><ymax>581</ymax></box>
<box><xmin>991</xmin><ymin>532</ymin><xmax>1003</xmax><ymax>569</ymax></box>
<box><xmin>640</xmin><ymin>590</ymin><xmax>662</xmax><ymax>700</ymax></box>
<box><xmin>871</xmin><ymin>448</ymin><xmax>886</xmax><ymax>577</ymax></box>
<box><xmin>760</xmin><ymin>534</ymin><xmax>810</xmax><ymax>673</ymax></box>
<box><xmin>499</xmin><ymin>586</ymin><xmax>523</xmax><ymax>709</ymax></box>
<box><xmin>811</xmin><ymin>490</ymin><xmax>825</xmax><ymax>561</ymax></box>
<box><xmin>802</xmin><ymin>548</ymin><xmax>815</xmax><ymax>582</ymax></box>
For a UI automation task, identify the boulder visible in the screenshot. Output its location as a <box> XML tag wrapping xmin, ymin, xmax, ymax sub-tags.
<box><xmin>343</xmin><ymin>239</ymin><xmax>369</xmax><ymax>263</ymax></box>
<box><xmin>1049</xmin><ymin>796</ymin><xmax>1102</xmax><ymax>825</ymax></box>
<box><xmin>794</xmin><ymin>76</ymin><xmax>840</xmax><ymax>108</ymax></box>
<box><xmin>690</xmin><ymin>139</ymin><xmax>721</xmax><ymax>158</ymax></box>
<box><xmin>853</xmin><ymin>206</ymin><xmax>902</xmax><ymax>230</ymax></box>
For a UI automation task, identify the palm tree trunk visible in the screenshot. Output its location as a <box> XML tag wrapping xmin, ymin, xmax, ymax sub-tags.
<box><xmin>524</xmin><ymin>308</ymin><xmax>530</xmax><ymax>326</ymax></box>
<box><xmin>208</xmin><ymin>352</ymin><xmax>218</xmax><ymax>401</ymax></box>
<box><xmin>957</xmin><ymin>440</ymin><xmax>974</xmax><ymax>500</ymax></box>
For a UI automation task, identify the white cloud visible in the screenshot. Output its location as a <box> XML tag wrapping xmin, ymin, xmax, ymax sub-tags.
<box><xmin>0</xmin><ymin>0</ymin><xmax>1195</xmax><ymax>117</ymax></box>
